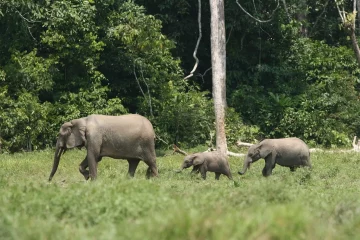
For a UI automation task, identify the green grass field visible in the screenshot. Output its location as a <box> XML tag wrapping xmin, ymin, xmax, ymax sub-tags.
<box><xmin>0</xmin><ymin>147</ymin><xmax>360</xmax><ymax>240</ymax></box>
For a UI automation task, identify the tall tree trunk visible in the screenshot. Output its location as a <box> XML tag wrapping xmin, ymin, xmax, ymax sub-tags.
<box><xmin>296</xmin><ymin>0</ymin><xmax>308</xmax><ymax>37</ymax></box>
<box><xmin>357</xmin><ymin>0</ymin><xmax>360</xmax><ymax>30</ymax></box>
<box><xmin>336</xmin><ymin>0</ymin><xmax>360</xmax><ymax>67</ymax></box>
<box><xmin>209</xmin><ymin>0</ymin><xmax>227</xmax><ymax>155</ymax></box>
<box><xmin>350</xmin><ymin>28</ymin><xmax>360</xmax><ymax>66</ymax></box>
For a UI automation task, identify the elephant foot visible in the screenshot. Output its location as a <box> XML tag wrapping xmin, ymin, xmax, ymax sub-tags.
<box><xmin>146</xmin><ymin>167</ymin><xmax>158</xmax><ymax>179</ymax></box>
<box><xmin>82</xmin><ymin>172</ymin><xmax>90</xmax><ymax>180</ymax></box>
<box><xmin>262</xmin><ymin>168</ymin><xmax>272</xmax><ymax>177</ymax></box>
<box><xmin>79</xmin><ymin>167</ymin><xmax>90</xmax><ymax>180</ymax></box>
<box><xmin>290</xmin><ymin>166</ymin><xmax>298</xmax><ymax>172</ymax></box>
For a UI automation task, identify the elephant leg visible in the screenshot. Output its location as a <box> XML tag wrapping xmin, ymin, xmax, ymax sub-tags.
<box><xmin>127</xmin><ymin>159</ymin><xmax>140</xmax><ymax>177</ymax></box>
<box><xmin>199</xmin><ymin>167</ymin><xmax>207</xmax><ymax>180</ymax></box>
<box><xmin>303</xmin><ymin>158</ymin><xmax>312</xmax><ymax>168</ymax></box>
<box><xmin>86</xmin><ymin>147</ymin><xmax>100</xmax><ymax>180</ymax></box>
<box><xmin>225</xmin><ymin>171</ymin><xmax>233</xmax><ymax>180</ymax></box>
<box><xmin>79</xmin><ymin>158</ymin><xmax>90</xmax><ymax>180</ymax></box>
<box><xmin>224</xmin><ymin>163</ymin><xmax>233</xmax><ymax>180</ymax></box>
<box><xmin>262</xmin><ymin>166</ymin><xmax>271</xmax><ymax>177</ymax></box>
<box><xmin>262</xmin><ymin>156</ymin><xmax>276</xmax><ymax>177</ymax></box>
<box><xmin>215</xmin><ymin>172</ymin><xmax>221</xmax><ymax>180</ymax></box>
<box><xmin>141</xmin><ymin>148</ymin><xmax>158</xmax><ymax>179</ymax></box>
<box><xmin>144</xmin><ymin>159</ymin><xmax>158</xmax><ymax>179</ymax></box>
<box><xmin>262</xmin><ymin>162</ymin><xmax>275</xmax><ymax>177</ymax></box>
<box><xmin>191</xmin><ymin>165</ymin><xmax>200</xmax><ymax>174</ymax></box>
<box><xmin>79</xmin><ymin>156</ymin><xmax>102</xmax><ymax>180</ymax></box>
<box><xmin>290</xmin><ymin>166</ymin><xmax>296</xmax><ymax>172</ymax></box>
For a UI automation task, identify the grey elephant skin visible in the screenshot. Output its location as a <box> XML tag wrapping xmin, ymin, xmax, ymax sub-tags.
<box><xmin>49</xmin><ymin>114</ymin><xmax>158</xmax><ymax>181</ymax></box>
<box><xmin>238</xmin><ymin>137</ymin><xmax>311</xmax><ymax>177</ymax></box>
<box><xmin>178</xmin><ymin>152</ymin><xmax>233</xmax><ymax>180</ymax></box>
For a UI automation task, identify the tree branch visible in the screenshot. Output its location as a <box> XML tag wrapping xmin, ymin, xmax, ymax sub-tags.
<box><xmin>236</xmin><ymin>140</ymin><xmax>254</xmax><ymax>147</ymax></box>
<box><xmin>184</xmin><ymin>0</ymin><xmax>202</xmax><ymax>80</ymax></box>
<box><xmin>352</xmin><ymin>136</ymin><xmax>360</xmax><ymax>151</ymax></box>
<box><xmin>281</xmin><ymin>0</ymin><xmax>291</xmax><ymax>22</ymax></box>
<box><xmin>309</xmin><ymin>0</ymin><xmax>330</xmax><ymax>37</ymax></box>
<box><xmin>235</xmin><ymin>0</ymin><xmax>280</xmax><ymax>23</ymax></box>
<box><xmin>227</xmin><ymin>151</ymin><xmax>246</xmax><ymax>157</ymax></box>
<box><xmin>335</xmin><ymin>0</ymin><xmax>345</xmax><ymax>22</ymax></box>
<box><xmin>133</xmin><ymin>61</ymin><xmax>153</xmax><ymax>117</ymax></box>
<box><xmin>15</xmin><ymin>10</ymin><xmax>37</xmax><ymax>41</ymax></box>
<box><xmin>155</xmin><ymin>134</ymin><xmax>169</xmax><ymax>146</ymax></box>
<box><xmin>172</xmin><ymin>144</ymin><xmax>188</xmax><ymax>155</ymax></box>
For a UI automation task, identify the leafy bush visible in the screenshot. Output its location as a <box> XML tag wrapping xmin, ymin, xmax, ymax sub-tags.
<box><xmin>231</xmin><ymin>38</ymin><xmax>360</xmax><ymax>147</ymax></box>
<box><xmin>278</xmin><ymin>39</ymin><xmax>360</xmax><ymax>147</ymax></box>
<box><xmin>0</xmin><ymin>91</ymin><xmax>52</xmax><ymax>152</ymax></box>
<box><xmin>50</xmin><ymin>75</ymin><xmax>127</xmax><ymax>126</ymax></box>
<box><xmin>152</xmin><ymin>82</ymin><xmax>214</xmax><ymax>148</ymax></box>
<box><xmin>225</xmin><ymin>107</ymin><xmax>261</xmax><ymax>146</ymax></box>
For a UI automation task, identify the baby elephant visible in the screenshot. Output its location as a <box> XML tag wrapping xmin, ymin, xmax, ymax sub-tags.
<box><xmin>177</xmin><ymin>151</ymin><xmax>233</xmax><ymax>180</ymax></box>
<box><xmin>238</xmin><ymin>137</ymin><xmax>311</xmax><ymax>177</ymax></box>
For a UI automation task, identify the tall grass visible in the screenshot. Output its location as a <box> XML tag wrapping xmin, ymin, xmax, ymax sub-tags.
<box><xmin>1</xmin><ymin>148</ymin><xmax>360</xmax><ymax>239</ymax></box>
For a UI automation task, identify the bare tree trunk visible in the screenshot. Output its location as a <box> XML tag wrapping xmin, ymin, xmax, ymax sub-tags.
<box><xmin>357</xmin><ymin>0</ymin><xmax>360</xmax><ymax>30</ymax></box>
<box><xmin>350</xmin><ymin>29</ymin><xmax>360</xmax><ymax>65</ymax></box>
<box><xmin>296</xmin><ymin>0</ymin><xmax>308</xmax><ymax>37</ymax></box>
<box><xmin>335</xmin><ymin>0</ymin><xmax>360</xmax><ymax>67</ymax></box>
<box><xmin>209</xmin><ymin>0</ymin><xmax>227</xmax><ymax>156</ymax></box>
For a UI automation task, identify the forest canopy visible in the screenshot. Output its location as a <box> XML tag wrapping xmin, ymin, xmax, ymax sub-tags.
<box><xmin>1</xmin><ymin>0</ymin><xmax>360</xmax><ymax>152</ymax></box>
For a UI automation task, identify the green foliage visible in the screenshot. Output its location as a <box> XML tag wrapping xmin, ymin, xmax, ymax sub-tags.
<box><xmin>0</xmin><ymin>0</ymin><xmax>188</xmax><ymax>152</ymax></box>
<box><xmin>3</xmin><ymin>49</ymin><xmax>55</xmax><ymax>94</ymax></box>
<box><xmin>278</xmin><ymin>39</ymin><xmax>360</xmax><ymax>147</ymax></box>
<box><xmin>231</xmin><ymin>38</ymin><xmax>360</xmax><ymax>147</ymax></box>
<box><xmin>2</xmin><ymin>0</ymin><xmax>360</xmax><ymax>152</ymax></box>
<box><xmin>225</xmin><ymin>107</ymin><xmax>261</xmax><ymax>146</ymax></box>
<box><xmin>1</xmin><ymin>150</ymin><xmax>360</xmax><ymax>239</ymax></box>
<box><xmin>41</xmin><ymin>0</ymin><xmax>103</xmax><ymax>65</ymax></box>
<box><xmin>152</xmin><ymin>82</ymin><xmax>214</xmax><ymax>148</ymax></box>
<box><xmin>104</xmin><ymin>1</ymin><xmax>183</xmax><ymax>111</ymax></box>
<box><xmin>51</xmin><ymin>75</ymin><xmax>127</xmax><ymax>125</ymax></box>
<box><xmin>0</xmin><ymin>91</ymin><xmax>52</xmax><ymax>152</ymax></box>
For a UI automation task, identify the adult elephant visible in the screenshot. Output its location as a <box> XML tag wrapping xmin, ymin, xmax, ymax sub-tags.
<box><xmin>238</xmin><ymin>137</ymin><xmax>311</xmax><ymax>177</ymax></box>
<box><xmin>49</xmin><ymin>114</ymin><xmax>158</xmax><ymax>181</ymax></box>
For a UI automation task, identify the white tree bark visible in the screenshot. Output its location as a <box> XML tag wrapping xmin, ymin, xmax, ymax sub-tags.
<box><xmin>209</xmin><ymin>0</ymin><xmax>227</xmax><ymax>156</ymax></box>
<box><xmin>335</xmin><ymin>0</ymin><xmax>360</xmax><ymax>67</ymax></box>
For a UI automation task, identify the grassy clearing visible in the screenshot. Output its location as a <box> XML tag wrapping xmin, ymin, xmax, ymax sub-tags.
<box><xmin>1</xmin><ymin>148</ymin><xmax>360</xmax><ymax>239</ymax></box>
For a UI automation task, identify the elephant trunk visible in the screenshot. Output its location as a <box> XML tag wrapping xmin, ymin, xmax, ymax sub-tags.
<box><xmin>176</xmin><ymin>164</ymin><xmax>186</xmax><ymax>173</ymax></box>
<box><xmin>238</xmin><ymin>157</ymin><xmax>251</xmax><ymax>175</ymax></box>
<box><xmin>48</xmin><ymin>145</ymin><xmax>65</xmax><ymax>181</ymax></box>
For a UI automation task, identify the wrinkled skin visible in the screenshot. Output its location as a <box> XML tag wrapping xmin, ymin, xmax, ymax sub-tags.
<box><xmin>49</xmin><ymin>114</ymin><xmax>158</xmax><ymax>181</ymax></box>
<box><xmin>177</xmin><ymin>151</ymin><xmax>233</xmax><ymax>180</ymax></box>
<box><xmin>239</xmin><ymin>137</ymin><xmax>311</xmax><ymax>177</ymax></box>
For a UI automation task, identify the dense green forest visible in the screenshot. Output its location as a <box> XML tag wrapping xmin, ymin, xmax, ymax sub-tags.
<box><xmin>1</xmin><ymin>0</ymin><xmax>360</xmax><ymax>152</ymax></box>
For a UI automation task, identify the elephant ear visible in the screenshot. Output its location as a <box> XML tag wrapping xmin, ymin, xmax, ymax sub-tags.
<box><xmin>66</xmin><ymin>118</ymin><xmax>87</xmax><ymax>149</ymax></box>
<box><xmin>259</xmin><ymin>144</ymin><xmax>272</xmax><ymax>158</ymax></box>
<box><xmin>58</xmin><ymin>122</ymin><xmax>72</xmax><ymax>147</ymax></box>
<box><xmin>192</xmin><ymin>154</ymin><xmax>205</xmax><ymax>166</ymax></box>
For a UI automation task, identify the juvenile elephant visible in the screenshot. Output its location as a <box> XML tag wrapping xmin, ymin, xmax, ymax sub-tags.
<box><xmin>177</xmin><ymin>151</ymin><xmax>233</xmax><ymax>180</ymax></box>
<box><xmin>49</xmin><ymin>114</ymin><xmax>158</xmax><ymax>181</ymax></box>
<box><xmin>238</xmin><ymin>137</ymin><xmax>311</xmax><ymax>177</ymax></box>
